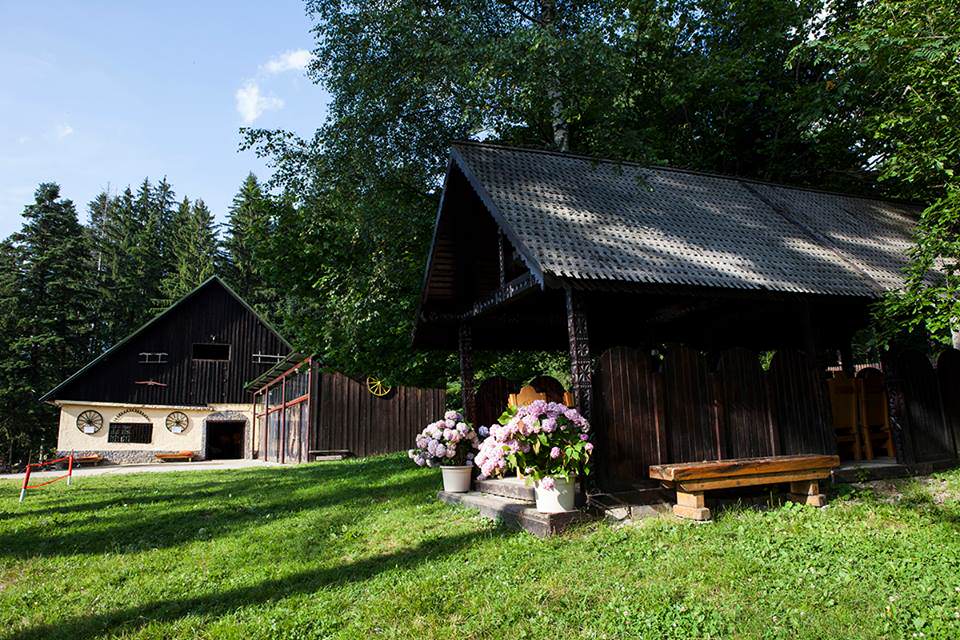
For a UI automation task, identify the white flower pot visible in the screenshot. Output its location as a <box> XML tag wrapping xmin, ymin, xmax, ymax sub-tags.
<box><xmin>440</xmin><ymin>465</ymin><xmax>472</xmax><ymax>493</ymax></box>
<box><xmin>535</xmin><ymin>476</ymin><xmax>576</xmax><ymax>513</ymax></box>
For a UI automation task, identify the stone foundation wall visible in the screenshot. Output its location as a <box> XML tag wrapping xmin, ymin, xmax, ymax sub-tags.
<box><xmin>57</xmin><ymin>450</ymin><xmax>207</xmax><ymax>465</ymax></box>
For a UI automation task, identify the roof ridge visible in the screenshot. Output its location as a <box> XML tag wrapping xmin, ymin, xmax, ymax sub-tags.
<box><xmin>450</xmin><ymin>140</ymin><xmax>923</xmax><ymax>211</ymax></box>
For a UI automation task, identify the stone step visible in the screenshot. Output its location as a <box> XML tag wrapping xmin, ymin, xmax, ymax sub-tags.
<box><xmin>474</xmin><ymin>476</ymin><xmax>535</xmax><ymax>502</ymax></box>
<box><xmin>439</xmin><ymin>490</ymin><xmax>589</xmax><ymax>537</ymax></box>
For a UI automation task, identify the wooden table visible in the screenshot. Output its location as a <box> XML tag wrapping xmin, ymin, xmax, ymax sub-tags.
<box><xmin>649</xmin><ymin>454</ymin><xmax>840</xmax><ymax>521</ymax></box>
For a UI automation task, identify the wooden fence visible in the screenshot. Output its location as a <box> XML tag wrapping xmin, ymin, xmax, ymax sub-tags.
<box><xmin>886</xmin><ymin>348</ymin><xmax>960</xmax><ymax>466</ymax></box>
<box><xmin>312</xmin><ymin>372</ymin><xmax>447</xmax><ymax>458</ymax></box>
<box><xmin>593</xmin><ymin>345</ymin><xmax>835</xmax><ymax>488</ymax></box>
<box><xmin>465</xmin><ymin>346</ymin><xmax>960</xmax><ymax>487</ymax></box>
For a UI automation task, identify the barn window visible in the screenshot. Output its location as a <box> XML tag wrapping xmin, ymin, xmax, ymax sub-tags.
<box><xmin>138</xmin><ymin>352</ymin><xmax>168</xmax><ymax>364</ymax></box>
<box><xmin>192</xmin><ymin>343</ymin><xmax>230</xmax><ymax>361</ymax></box>
<box><xmin>108</xmin><ymin>422</ymin><xmax>153</xmax><ymax>444</ymax></box>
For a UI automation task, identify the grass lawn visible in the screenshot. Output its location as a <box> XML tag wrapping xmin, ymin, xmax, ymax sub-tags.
<box><xmin>1</xmin><ymin>455</ymin><xmax>959</xmax><ymax>640</ymax></box>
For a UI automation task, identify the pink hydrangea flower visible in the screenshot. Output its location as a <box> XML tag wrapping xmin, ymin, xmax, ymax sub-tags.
<box><xmin>540</xmin><ymin>477</ymin><xmax>556</xmax><ymax>490</ymax></box>
<box><xmin>549</xmin><ymin>446</ymin><xmax>561</xmax><ymax>459</ymax></box>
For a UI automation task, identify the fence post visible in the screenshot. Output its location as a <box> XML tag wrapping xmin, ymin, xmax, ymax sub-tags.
<box><xmin>67</xmin><ymin>454</ymin><xmax>74</xmax><ymax>486</ymax></box>
<box><xmin>19</xmin><ymin>465</ymin><xmax>31</xmax><ymax>503</ymax></box>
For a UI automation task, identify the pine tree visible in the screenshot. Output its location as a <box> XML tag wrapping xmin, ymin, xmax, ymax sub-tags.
<box><xmin>97</xmin><ymin>187</ymin><xmax>145</xmax><ymax>343</ymax></box>
<box><xmin>160</xmin><ymin>197</ymin><xmax>221</xmax><ymax>303</ymax></box>
<box><xmin>2</xmin><ymin>184</ymin><xmax>97</xmax><ymax>462</ymax></box>
<box><xmin>223</xmin><ymin>173</ymin><xmax>269</xmax><ymax>306</ymax></box>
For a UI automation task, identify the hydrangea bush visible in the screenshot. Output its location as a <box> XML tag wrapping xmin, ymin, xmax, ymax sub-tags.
<box><xmin>408</xmin><ymin>411</ymin><xmax>480</xmax><ymax>467</ymax></box>
<box><xmin>474</xmin><ymin>400</ymin><xmax>593</xmax><ymax>488</ymax></box>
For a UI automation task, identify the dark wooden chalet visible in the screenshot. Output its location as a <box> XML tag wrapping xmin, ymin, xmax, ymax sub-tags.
<box><xmin>415</xmin><ymin>142</ymin><xmax>959</xmax><ymax>490</ymax></box>
<box><xmin>43</xmin><ymin>276</ymin><xmax>291</xmax><ymax>463</ymax></box>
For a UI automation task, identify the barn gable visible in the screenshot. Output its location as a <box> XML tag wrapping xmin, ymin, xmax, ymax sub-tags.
<box><xmin>41</xmin><ymin>277</ymin><xmax>291</xmax><ymax>406</ymax></box>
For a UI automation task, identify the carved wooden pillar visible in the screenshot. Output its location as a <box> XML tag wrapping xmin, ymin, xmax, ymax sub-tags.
<box><xmin>497</xmin><ymin>231</ymin><xmax>506</xmax><ymax>287</ymax></box>
<box><xmin>458</xmin><ymin>322</ymin><xmax>477</xmax><ymax>423</ymax></box>
<box><xmin>565</xmin><ymin>288</ymin><xmax>593</xmax><ymax>420</ymax></box>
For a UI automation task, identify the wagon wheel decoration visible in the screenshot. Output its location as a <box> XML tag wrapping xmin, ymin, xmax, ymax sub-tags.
<box><xmin>165</xmin><ymin>411</ymin><xmax>189</xmax><ymax>433</ymax></box>
<box><xmin>76</xmin><ymin>410</ymin><xmax>103</xmax><ymax>434</ymax></box>
<box><xmin>366</xmin><ymin>377</ymin><xmax>392</xmax><ymax>397</ymax></box>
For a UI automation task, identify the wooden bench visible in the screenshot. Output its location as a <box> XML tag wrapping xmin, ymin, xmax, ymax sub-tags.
<box><xmin>155</xmin><ymin>451</ymin><xmax>196</xmax><ymax>463</ymax></box>
<box><xmin>649</xmin><ymin>454</ymin><xmax>840</xmax><ymax>521</ymax></box>
<box><xmin>74</xmin><ymin>454</ymin><xmax>103</xmax><ymax>466</ymax></box>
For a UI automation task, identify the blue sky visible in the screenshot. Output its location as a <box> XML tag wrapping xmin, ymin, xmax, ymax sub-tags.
<box><xmin>0</xmin><ymin>1</ymin><xmax>330</xmax><ymax>238</ymax></box>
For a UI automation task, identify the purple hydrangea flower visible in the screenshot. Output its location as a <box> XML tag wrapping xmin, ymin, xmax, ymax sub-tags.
<box><xmin>540</xmin><ymin>476</ymin><xmax>556</xmax><ymax>490</ymax></box>
<box><xmin>579</xmin><ymin>433</ymin><xmax>589</xmax><ymax>441</ymax></box>
<box><xmin>549</xmin><ymin>446</ymin><xmax>561</xmax><ymax>459</ymax></box>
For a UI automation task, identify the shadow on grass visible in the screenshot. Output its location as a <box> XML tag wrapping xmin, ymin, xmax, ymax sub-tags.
<box><xmin>4</xmin><ymin>456</ymin><xmax>415</xmax><ymax>520</ymax></box>
<box><xmin>0</xmin><ymin>457</ymin><xmax>442</xmax><ymax>559</ymax></box>
<box><xmin>7</xmin><ymin>526</ymin><xmax>506</xmax><ymax>640</ymax></box>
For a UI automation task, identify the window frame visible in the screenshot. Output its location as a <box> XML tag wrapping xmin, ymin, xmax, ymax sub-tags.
<box><xmin>107</xmin><ymin>422</ymin><xmax>153</xmax><ymax>444</ymax></box>
<box><xmin>192</xmin><ymin>343</ymin><xmax>231</xmax><ymax>362</ymax></box>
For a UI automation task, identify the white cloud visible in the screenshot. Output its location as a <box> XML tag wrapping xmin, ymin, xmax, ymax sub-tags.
<box><xmin>16</xmin><ymin>135</ymin><xmax>30</xmax><ymax>144</ymax></box>
<box><xmin>56</xmin><ymin>123</ymin><xmax>74</xmax><ymax>139</ymax></box>
<box><xmin>262</xmin><ymin>49</ymin><xmax>312</xmax><ymax>74</ymax></box>
<box><xmin>235</xmin><ymin>81</ymin><xmax>284</xmax><ymax>125</ymax></box>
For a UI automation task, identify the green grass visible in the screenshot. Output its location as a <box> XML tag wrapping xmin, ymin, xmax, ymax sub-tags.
<box><xmin>2</xmin><ymin>456</ymin><xmax>959</xmax><ymax>640</ymax></box>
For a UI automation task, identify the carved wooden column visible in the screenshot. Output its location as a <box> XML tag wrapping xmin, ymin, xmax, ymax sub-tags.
<box><xmin>497</xmin><ymin>231</ymin><xmax>506</xmax><ymax>287</ymax></box>
<box><xmin>565</xmin><ymin>288</ymin><xmax>593</xmax><ymax>420</ymax></box>
<box><xmin>458</xmin><ymin>322</ymin><xmax>477</xmax><ymax>423</ymax></box>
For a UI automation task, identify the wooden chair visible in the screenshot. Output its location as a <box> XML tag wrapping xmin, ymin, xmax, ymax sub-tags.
<box><xmin>857</xmin><ymin>369</ymin><xmax>896</xmax><ymax>459</ymax></box>
<box><xmin>507</xmin><ymin>385</ymin><xmax>576</xmax><ymax>409</ymax></box>
<box><xmin>828</xmin><ymin>374</ymin><xmax>863</xmax><ymax>461</ymax></box>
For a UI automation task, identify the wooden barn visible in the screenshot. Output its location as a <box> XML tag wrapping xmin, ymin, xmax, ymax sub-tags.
<box><xmin>43</xmin><ymin>276</ymin><xmax>446</xmax><ymax>465</ymax></box>
<box><xmin>414</xmin><ymin>142</ymin><xmax>960</xmax><ymax>498</ymax></box>
<box><xmin>42</xmin><ymin>277</ymin><xmax>291</xmax><ymax>464</ymax></box>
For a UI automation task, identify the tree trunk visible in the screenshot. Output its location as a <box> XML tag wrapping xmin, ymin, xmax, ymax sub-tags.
<box><xmin>538</xmin><ymin>0</ymin><xmax>569</xmax><ymax>152</ymax></box>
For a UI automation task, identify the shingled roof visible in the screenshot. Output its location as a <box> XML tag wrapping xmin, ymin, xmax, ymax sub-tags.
<box><xmin>448</xmin><ymin>142</ymin><xmax>920</xmax><ymax>297</ymax></box>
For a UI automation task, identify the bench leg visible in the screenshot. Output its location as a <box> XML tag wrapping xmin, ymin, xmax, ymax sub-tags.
<box><xmin>788</xmin><ymin>480</ymin><xmax>826</xmax><ymax>507</ymax></box>
<box><xmin>673</xmin><ymin>491</ymin><xmax>711</xmax><ymax>521</ymax></box>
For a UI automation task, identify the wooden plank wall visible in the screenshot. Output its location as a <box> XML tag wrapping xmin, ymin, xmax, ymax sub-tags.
<box><xmin>312</xmin><ymin>372</ymin><xmax>447</xmax><ymax>458</ymax></box>
<box><xmin>893</xmin><ymin>349</ymin><xmax>957</xmax><ymax>464</ymax></box>
<box><xmin>54</xmin><ymin>281</ymin><xmax>289</xmax><ymax>405</ymax></box>
<box><xmin>594</xmin><ymin>345</ymin><xmax>836</xmax><ymax>488</ymax></box>
<box><xmin>475</xmin><ymin>376</ymin><xmax>519</xmax><ymax>429</ymax></box>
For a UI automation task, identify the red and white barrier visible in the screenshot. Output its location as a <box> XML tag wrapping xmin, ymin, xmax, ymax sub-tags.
<box><xmin>19</xmin><ymin>455</ymin><xmax>73</xmax><ymax>503</ymax></box>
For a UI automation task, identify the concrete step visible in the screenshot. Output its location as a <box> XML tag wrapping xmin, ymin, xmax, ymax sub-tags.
<box><xmin>474</xmin><ymin>476</ymin><xmax>535</xmax><ymax>502</ymax></box>
<box><xmin>439</xmin><ymin>491</ymin><xmax>590</xmax><ymax>537</ymax></box>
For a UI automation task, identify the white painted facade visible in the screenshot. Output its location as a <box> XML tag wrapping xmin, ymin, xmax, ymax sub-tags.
<box><xmin>54</xmin><ymin>400</ymin><xmax>254</xmax><ymax>463</ymax></box>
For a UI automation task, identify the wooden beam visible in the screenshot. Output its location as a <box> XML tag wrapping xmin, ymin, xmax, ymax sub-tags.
<box><xmin>463</xmin><ymin>273</ymin><xmax>538</xmax><ymax>319</ymax></box>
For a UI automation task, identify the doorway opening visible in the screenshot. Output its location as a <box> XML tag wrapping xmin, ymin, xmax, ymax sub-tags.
<box><xmin>206</xmin><ymin>421</ymin><xmax>245</xmax><ymax>460</ymax></box>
